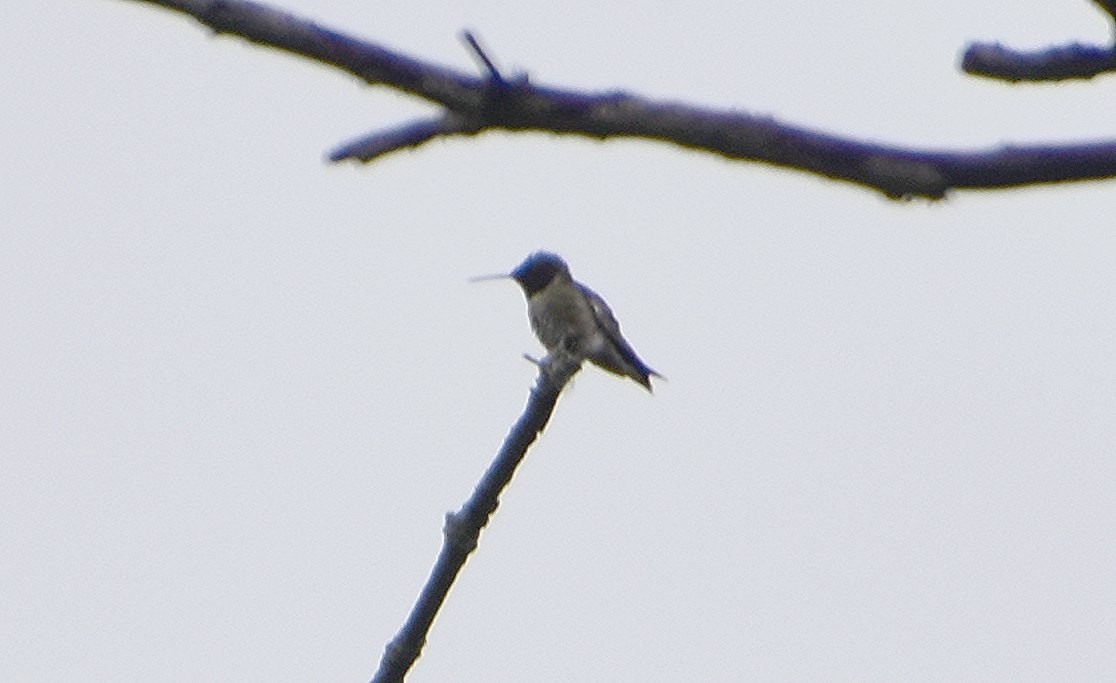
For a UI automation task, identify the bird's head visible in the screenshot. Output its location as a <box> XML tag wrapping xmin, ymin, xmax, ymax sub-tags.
<box><xmin>509</xmin><ymin>251</ymin><xmax>570</xmax><ymax>295</ymax></box>
<box><xmin>469</xmin><ymin>251</ymin><xmax>571</xmax><ymax>296</ymax></box>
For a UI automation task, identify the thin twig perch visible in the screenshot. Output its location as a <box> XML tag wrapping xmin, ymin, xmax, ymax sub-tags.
<box><xmin>369</xmin><ymin>356</ymin><xmax>580</xmax><ymax>683</ymax></box>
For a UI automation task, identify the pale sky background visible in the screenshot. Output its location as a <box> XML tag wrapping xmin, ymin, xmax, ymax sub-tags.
<box><xmin>4</xmin><ymin>1</ymin><xmax>1116</xmax><ymax>681</ymax></box>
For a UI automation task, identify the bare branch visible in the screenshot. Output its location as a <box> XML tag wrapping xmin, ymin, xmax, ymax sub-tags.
<box><xmin>961</xmin><ymin>0</ymin><xmax>1116</xmax><ymax>82</ymax></box>
<box><xmin>962</xmin><ymin>41</ymin><xmax>1116</xmax><ymax>81</ymax></box>
<box><xmin>125</xmin><ymin>0</ymin><xmax>1116</xmax><ymax>199</ymax></box>
<box><xmin>370</xmin><ymin>356</ymin><xmax>580</xmax><ymax>683</ymax></box>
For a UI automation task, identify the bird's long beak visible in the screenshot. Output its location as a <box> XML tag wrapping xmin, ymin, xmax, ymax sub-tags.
<box><xmin>468</xmin><ymin>272</ymin><xmax>512</xmax><ymax>283</ymax></box>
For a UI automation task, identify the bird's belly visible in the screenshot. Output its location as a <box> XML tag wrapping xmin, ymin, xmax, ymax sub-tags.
<box><xmin>529</xmin><ymin>291</ymin><xmax>596</xmax><ymax>356</ymax></box>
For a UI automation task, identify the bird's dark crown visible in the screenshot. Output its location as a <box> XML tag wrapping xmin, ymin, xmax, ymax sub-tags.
<box><xmin>510</xmin><ymin>251</ymin><xmax>570</xmax><ymax>295</ymax></box>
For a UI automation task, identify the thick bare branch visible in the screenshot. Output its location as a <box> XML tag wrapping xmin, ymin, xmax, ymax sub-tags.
<box><xmin>135</xmin><ymin>0</ymin><xmax>483</xmax><ymax>109</ymax></box>
<box><xmin>126</xmin><ymin>0</ymin><xmax>1116</xmax><ymax>199</ymax></box>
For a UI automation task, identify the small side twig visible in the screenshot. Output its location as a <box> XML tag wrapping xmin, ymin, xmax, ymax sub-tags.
<box><xmin>460</xmin><ymin>30</ymin><xmax>504</xmax><ymax>83</ymax></box>
<box><xmin>962</xmin><ymin>41</ymin><xmax>1116</xmax><ymax>82</ymax></box>
<box><xmin>369</xmin><ymin>355</ymin><xmax>580</xmax><ymax>683</ymax></box>
<box><xmin>329</xmin><ymin>114</ymin><xmax>481</xmax><ymax>162</ymax></box>
<box><xmin>961</xmin><ymin>0</ymin><xmax>1116</xmax><ymax>82</ymax></box>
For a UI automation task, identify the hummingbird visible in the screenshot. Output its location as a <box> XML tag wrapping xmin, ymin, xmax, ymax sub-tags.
<box><xmin>474</xmin><ymin>251</ymin><xmax>661</xmax><ymax>391</ymax></box>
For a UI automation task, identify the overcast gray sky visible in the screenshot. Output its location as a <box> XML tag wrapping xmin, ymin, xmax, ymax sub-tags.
<box><xmin>4</xmin><ymin>1</ymin><xmax>1116</xmax><ymax>681</ymax></box>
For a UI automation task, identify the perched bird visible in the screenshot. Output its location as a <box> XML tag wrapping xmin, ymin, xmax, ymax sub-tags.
<box><xmin>474</xmin><ymin>251</ymin><xmax>661</xmax><ymax>391</ymax></box>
